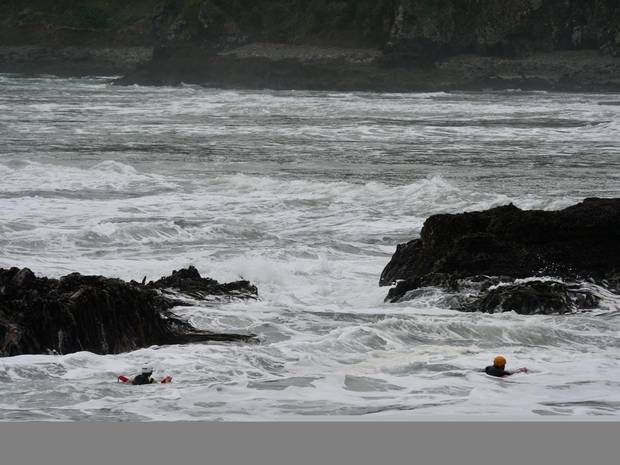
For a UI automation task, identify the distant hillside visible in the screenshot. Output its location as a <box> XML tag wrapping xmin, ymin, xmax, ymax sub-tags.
<box><xmin>2</xmin><ymin>0</ymin><xmax>619</xmax><ymax>58</ymax></box>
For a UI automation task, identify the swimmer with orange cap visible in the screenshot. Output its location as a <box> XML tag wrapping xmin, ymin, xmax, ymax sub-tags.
<box><xmin>485</xmin><ymin>356</ymin><xmax>528</xmax><ymax>378</ymax></box>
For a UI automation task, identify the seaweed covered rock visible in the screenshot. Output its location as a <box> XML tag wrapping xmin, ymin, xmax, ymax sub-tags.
<box><xmin>0</xmin><ymin>267</ymin><xmax>257</xmax><ymax>357</ymax></box>
<box><xmin>381</xmin><ymin>198</ymin><xmax>620</xmax><ymax>313</ymax></box>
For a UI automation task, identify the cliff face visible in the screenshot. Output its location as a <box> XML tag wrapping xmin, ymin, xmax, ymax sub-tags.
<box><xmin>0</xmin><ymin>0</ymin><xmax>392</xmax><ymax>48</ymax></box>
<box><xmin>386</xmin><ymin>0</ymin><xmax>620</xmax><ymax>60</ymax></box>
<box><xmin>2</xmin><ymin>0</ymin><xmax>619</xmax><ymax>57</ymax></box>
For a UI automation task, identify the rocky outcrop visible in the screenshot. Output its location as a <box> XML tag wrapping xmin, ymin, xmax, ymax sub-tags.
<box><xmin>147</xmin><ymin>265</ymin><xmax>257</xmax><ymax>300</ymax></box>
<box><xmin>381</xmin><ymin>198</ymin><xmax>620</xmax><ymax>314</ymax></box>
<box><xmin>385</xmin><ymin>0</ymin><xmax>620</xmax><ymax>61</ymax></box>
<box><xmin>458</xmin><ymin>280</ymin><xmax>601</xmax><ymax>315</ymax></box>
<box><xmin>0</xmin><ymin>267</ymin><xmax>256</xmax><ymax>357</ymax></box>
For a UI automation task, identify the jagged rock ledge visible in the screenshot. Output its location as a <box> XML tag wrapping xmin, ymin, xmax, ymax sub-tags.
<box><xmin>380</xmin><ymin>198</ymin><xmax>620</xmax><ymax>314</ymax></box>
<box><xmin>0</xmin><ymin>266</ymin><xmax>257</xmax><ymax>357</ymax></box>
<box><xmin>146</xmin><ymin>265</ymin><xmax>257</xmax><ymax>300</ymax></box>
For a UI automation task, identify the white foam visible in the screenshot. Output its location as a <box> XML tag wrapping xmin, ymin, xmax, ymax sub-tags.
<box><xmin>1</xmin><ymin>76</ymin><xmax>619</xmax><ymax>419</ymax></box>
<box><xmin>0</xmin><ymin>160</ymin><xmax>176</xmax><ymax>195</ymax></box>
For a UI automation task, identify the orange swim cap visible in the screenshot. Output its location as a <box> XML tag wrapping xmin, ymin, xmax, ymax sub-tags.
<box><xmin>494</xmin><ymin>356</ymin><xmax>506</xmax><ymax>368</ymax></box>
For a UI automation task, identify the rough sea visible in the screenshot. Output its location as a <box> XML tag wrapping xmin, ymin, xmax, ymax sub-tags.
<box><xmin>1</xmin><ymin>75</ymin><xmax>619</xmax><ymax>420</ymax></box>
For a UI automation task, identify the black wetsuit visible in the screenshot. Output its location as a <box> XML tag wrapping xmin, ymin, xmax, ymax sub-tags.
<box><xmin>485</xmin><ymin>365</ymin><xmax>512</xmax><ymax>378</ymax></box>
<box><xmin>132</xmin><ymin>373</ymin><xmax>154</xmax><ymax>385</ymax></box>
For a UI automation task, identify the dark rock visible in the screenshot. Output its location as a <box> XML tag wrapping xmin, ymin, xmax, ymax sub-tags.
<box><xmin>381</xmin><ymin>198</ymin><xmax>620</xmax><ymax>313</ymax></box>
<box><xmin>382</xmin><ymin>199</ymin><xmax>620</xmax><ymax>287</ymax></box>
<box><xmin>113</xmin><ymin>45</ymin><xmax>620</xmax><ymax>93</ymax></box>
<box><xmin>459</xmin><ymin>280</ymin><xmax>600</xmax><ymax>315</ymax></box>
<box><xmin>11</xmin><ymin>268</ymin><xmax>36</xmax><ymax>289</ymax></box>
<box><xmin>0</xmin><ymin>46</ymin><xmax>153</xmax><ymax>76</ymax></box>
<box><xmin>385</xmin><ymin>0</ymin><xmax>620</xmax><ymax>60</ymax></box>
<box><xmin>0</xmin><ymin>267</ymin><xmax>257</xmax><ymax>357</ymax></box>
<box><xmin>148</xmin><ymin>266</ymin><xmax>258</xmax><ymax>300</ymax></box>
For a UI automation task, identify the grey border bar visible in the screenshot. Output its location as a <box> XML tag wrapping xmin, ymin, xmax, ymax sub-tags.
<box><xmin>2</xmin><ymin>421</ymin><xmax>619</xmax><ymax>465</ymax></box>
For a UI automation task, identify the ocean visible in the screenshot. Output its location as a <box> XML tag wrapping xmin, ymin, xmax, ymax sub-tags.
<box><xmin>1</xmin><ymin>74</ymin><xmax>619</xmax><ymax>420</ymax></box>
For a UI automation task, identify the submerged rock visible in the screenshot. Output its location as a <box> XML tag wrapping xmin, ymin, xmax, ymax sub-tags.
<box><xmin>0</xmin><ymin>267</ymin><xmax>257</xmax><ymax>357</ymax></box>
<box><xmin>381</xmin><ymin>198</ymin><xmax>620</xmax><ymax>314</ymax></box>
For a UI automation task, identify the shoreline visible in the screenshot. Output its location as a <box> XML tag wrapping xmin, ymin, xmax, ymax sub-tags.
<box><xmin>1</xmin><ymin>44</ymin><xmax>619</xmax><ymax>93</ymax></box>
<box><xmin>0</xmin><ymin>45</ymin><xmax>153</xmax><ymax>77</ymax></box>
